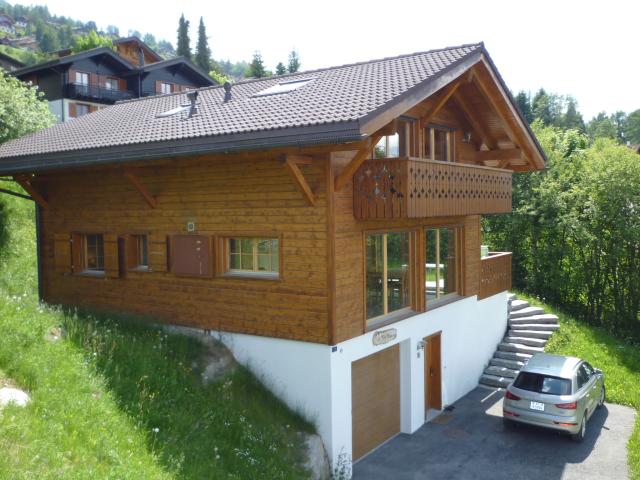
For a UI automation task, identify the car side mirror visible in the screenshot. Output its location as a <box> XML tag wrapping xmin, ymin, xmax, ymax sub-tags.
<box><xmin>594</xmin><ymin>368</ymin><xmax>603</xmax><ymax>375</ymax></box>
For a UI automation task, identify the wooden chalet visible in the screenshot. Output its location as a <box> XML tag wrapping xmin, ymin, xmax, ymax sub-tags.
<box><xmin>0</xmin><ymin>42</ymin><xmax>545</xmax><ymax>472</ymax></box>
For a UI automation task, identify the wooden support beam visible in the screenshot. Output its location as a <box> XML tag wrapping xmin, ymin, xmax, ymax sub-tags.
<box><xmin>13</xmin><ymin>175</ymin><xmax>48</xmax><ymax>209</ymax></box>
<box><xmin>470</xmin><ymin>63</ymin><xmax>539</xmax><ymax>169</ymax></box>
<box><xmin>0</xmin><ymin>187</ymin><xmax>33</xmax><ymax>201</ymax></box>
<box><xmin>282</xmin><ymin>154</ymin><xmax>316</xmax><ymax>206</ymax></box>
<box><xmin>420</xmin><ymin>79</ymin><xmax>463</xmax><ymax>125</ymax></box>
<box><xmin>474</xmin><ymin>148</ymin><xmax>523</xmax><ymax>164</ymax></box>
<box><xmin>334</xmin><ymin>134</ymin><xmax>382</xmax><ymax>192</ymax></box>
<box><xmin>124</xmin><ymin>170</ymin><xmax>157</xmax><ymax>208</ymax></box>
<box><xmin>452</xmin><ymin>91</ymin><xmax>496</xmax><ymax>150</ymax></box>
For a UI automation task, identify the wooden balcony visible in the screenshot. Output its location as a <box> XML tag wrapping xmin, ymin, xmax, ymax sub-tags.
<box><xmin>478</xmin><ymin>252</ymin><xmax>512</xmax><ymax>300</ymax></box>
<box><xmin>353</xmin><ymin>157</ymin><xmax>512</xmax><ymax>220</ymax></box>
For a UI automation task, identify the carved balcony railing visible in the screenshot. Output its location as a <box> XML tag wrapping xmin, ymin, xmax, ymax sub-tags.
<box><xmin>478</xmin><ymin>251</ymin><xmax>512</xmax><ymax>300</ymax></box>
<box><xmin>353</xmin><ymin>157</ymin><xmax>512</xmax><ymax>220</ymax></box>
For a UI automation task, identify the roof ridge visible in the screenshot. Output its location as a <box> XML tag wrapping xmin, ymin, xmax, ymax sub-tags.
<box><xmin>116</xmin><ymin>42</ymin><xmax>484</xmax><ymax>106</ymax></box>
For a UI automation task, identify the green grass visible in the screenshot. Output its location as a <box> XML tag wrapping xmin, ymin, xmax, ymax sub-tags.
<box><xmin>516</xmin><ymin>292</ymin><xmax>640</xmax><ymax>480</ymax></box>
<box><xmin>0</xmin><ymin>187</ymin><xmax>312</xmax><ymax>478</ymax></box>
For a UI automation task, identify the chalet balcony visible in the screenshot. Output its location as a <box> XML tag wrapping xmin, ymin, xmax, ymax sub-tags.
<box><xmin>478</xmin><ymin>251</ymin><xmax>512</xmax><ymax>300</ymax></box>
<box><xmin>64</xmin><ymin>83</ymin><xmax>136</xmax><ymax>104</ymax></box>
<box><xmin>353</xmin><ymin>157</ymin><xmax>512</xmax><ymax>220</ymax></box>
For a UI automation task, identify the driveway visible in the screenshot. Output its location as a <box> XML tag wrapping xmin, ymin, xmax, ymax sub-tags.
<box><xmin>353</xmin><ymin>386</ymin><xmax>636</xmax><ymax>480</ymax></box>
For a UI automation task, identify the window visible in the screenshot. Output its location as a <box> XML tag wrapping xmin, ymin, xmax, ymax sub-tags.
<box><xmin>513</xmin><ymin>372</ymin><xmax>572</xmax><ymax>395</ymax></box>
<box><xmin>576</xmin><ymin>365</ymin><xmax>591</xmax><ymax>390</ymax></box>
<box><xmin>228</xmin><ymin>238</ymin><xmax>279</xmax><ymax>275</ymax></box>
<box><xmin>83</xmin><ymin>234</ymin><xmax>104</xmax><ymax>272</ymax></box>
<box><xmin>425</xmin><ymin>227</ymin><xmax>459</xmax><ymax>305</ymax></box>
<box><xmin>253</xmin><ymin>78</ymin><xmax>314</xmax><ymax>97</ymax></box>
<box><xmin>75</xmin><ymin>71</ymin><xmax>89</xmax><ymax>85</ymax></box>
<box><xmin>373</xmin><ymin>118</ymin><xmax>417</xmax><ymax>159</ymax></box>
<box><xmin>128</xmin><ymin>234</ymin><xmax>148</xmax><ymax>269</ymax></box>
<box><xmin>105</xmin><ymin>78</ymin><xmax>118</xmax><ymax>90</ymax></box>
<box><xmin>365</xmin><ymin>232</ymin><xmax>411</xmax><ymax>322</ymax></box>
<box><xmin>424</xmin><ymin>125</ymin><xmax>454</xmax><ymax>162</ymax></box>
<box><xmin>160</xmin><ymin>82</ymin><xmax>173</xmax><ymax>94</ymax></box>
<box><xmin>74</xmin><ymin>103</ymin><xmax>90</xmax><ymax>117</ymax></box>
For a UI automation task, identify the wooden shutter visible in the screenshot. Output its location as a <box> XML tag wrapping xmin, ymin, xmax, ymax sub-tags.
<box><xmin>89</xmin><ymin>105</ymin><xmax>98</xmax><ymax>113</ymax></box>
<box><xmin>125</xmin><ymin>234</ymin><xmax>139</xmax><ymax>270</ymax></box>
<box><xmin>89</xmin><ymin>73</ymin><xmax>99</xmax><ymax>87</ymax></box>
<box><xmin>68</xmin><ymin>69</ymin><xmax>76</xmax><ymax>84</ymax></box>
<box><xmin>155</xmin><ymin>80</ymin><xmax>162</xmax><ymax>93</ymax></box>
<box><xmin>148</xmin><ymin>233</ymin><xmax>168</xmax><ymax>272</ymax></box>
<box><xmin>118</xmin><ymin>78</ymin><xmax>127</xmax><ymax>91</ymax></box>
<box><xmin>104</xmin><ymin>233</ymin><xmax>120</xmax><ymax>278</ymax></box>
<box><xmin>71</xmin><ymin>233</ymin><xmax>83</xmax><ymax>273</ymax></box>
<box><xmin>68</xmin><ymin>102</ymin><xmax>77</xmax><ymax>118</ymax></box>
<box><xmin>53</xmin><ymin>233</ymin><xmax>72</xmax><ymax>275</ymax></box>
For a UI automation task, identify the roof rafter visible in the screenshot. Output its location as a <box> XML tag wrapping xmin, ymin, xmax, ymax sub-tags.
<box><xmin>13</xmin><ymin>174</ymin><xmax>48</xmax><ymax>209</ymax></box>
<box><xmin>282</xmin><ymin>154</ymin><xmax>317</xmax><ymax>206</ymax></box>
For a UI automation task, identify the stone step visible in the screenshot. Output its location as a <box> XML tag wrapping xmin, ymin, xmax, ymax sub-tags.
<box><xmin>509</xmin><ymin>314</ymin><xmax>559</xmax><ymax>326</ymax></box>
<box><xmin>509</xmin><ymin>306</ymin><xmax>545</xmax><ymax>319</ymax></box>
<box><xmin>508</xmin><ymin>329</ymin><xmax>554</xmax><ymax>340</ymax></box>
<box><xmin>490</xmin><ymin>357</ymin><xmax>525</xmax><ymax>370</ymax></box>
<box><xmin>507</xmin><ymin>293</ymin><xmax>517</xmax><ymax>302</ymax></box>
<box><xmin>480</xmin><ymin>373</ymin><xmax>512</xmax><ymax>388</ymax></box>
<box><xmin>510</xmin><ymin>299</ymin><xmax>530</xmax><ymax>311</ymax></box>
<box><xmin>484</xmin><ymin>365</ymin><xmax>519</xmax><ymax>379</ymax></box>
<box><xmin>504</xmin><ymin>336</ymin><xmax>548</xmax><ymax>348</ymax></box>
<box><xmin>509</xmin><ymin>323</ymin><xmax>560</xmax><ymax>332</ymax></box>
<box><xmin>494</xmin><ymin>351</ymin><xmax>533</xmax><ymax>362</ymax></box>
<box><xmin>498</xmin><ymin>342</ymin><xmax>545</xmax><ymax>355</ymax></box>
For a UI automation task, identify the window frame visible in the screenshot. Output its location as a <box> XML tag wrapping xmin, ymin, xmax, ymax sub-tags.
<box><xmin>160</xmin><ymin>82</ymin><xmax>173</xmax><ymax>94</ymax></box>
<box><xmin>424</xmin><ymin>226</ymin><xmax>462</xmax><ymax>309</ymax></box>
<box><xmin>74</xmin><ymin>103</ymin><xmax>90</xmax><ymax>117</ymax></box>
<box><xmin>104</xmin><ymin>77</ymin><xmax>119</xmax><ymax>91</ymax></box>
<box><xmin>424</xmin><ymin>124</ymin><xmax>456</xmax><ymax>162</ymax></box>
<box><xmin>79</xmin><ymin>233</ymin><xmax>105</xmax><ymax>275</ymax></box>
<box><xmin>127</xmin><ymin>233</ymin><xmax>149</xmax><ymax>271</ymax></box>
<box><xmin>222</xmin><ymin>235</ymin><xmax>282</xmax><ymax>280</ymax></box>
<box><xmin>75</xmin><ymin>71</ymin><xmax>89</xmax><ymax>86</ymax></box>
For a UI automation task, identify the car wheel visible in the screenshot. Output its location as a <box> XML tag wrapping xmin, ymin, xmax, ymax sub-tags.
<box><xmin>571</xmin><ymin>414</ymin><xmax>586</xmax><ymax>443</ymax></box>
<box><xmin>597</xmin><ymin>385</ymin><xmax>606</xmax><ymax>409</ymax></box>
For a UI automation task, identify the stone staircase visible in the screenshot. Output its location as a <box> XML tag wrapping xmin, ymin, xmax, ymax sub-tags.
<box><xmin>479</xmin><ymin>293</ymin><xmax>559</xmax><ymax>389</ymax></box>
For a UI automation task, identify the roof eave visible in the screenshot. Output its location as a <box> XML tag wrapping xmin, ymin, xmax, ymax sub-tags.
<box><xmin>0</xmin><ymin>122</ymin><xmax>364</xmax><ymax>175</ymax></box>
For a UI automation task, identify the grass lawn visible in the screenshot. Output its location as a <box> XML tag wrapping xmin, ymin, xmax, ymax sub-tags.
<box><xmin>0</xmin><ymin>186</ymin><xmax>312</xmax><ymax>478</ymax></box>
<box><xmin>516</xmin><ymin>292</ymin><xmax>640</xmax><ymax>480</ymax></box>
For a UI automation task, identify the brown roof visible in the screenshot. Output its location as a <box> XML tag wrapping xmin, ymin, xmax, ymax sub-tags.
<box><xmin>0</xmin><ymin>43</ymin><xmax>543</xmax><ymax>173</ymax></box>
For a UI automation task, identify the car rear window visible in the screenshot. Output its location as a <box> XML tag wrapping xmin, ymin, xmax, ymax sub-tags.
<box><xmin>513</xmin><ymin>372</ymin><xmax>572</xmax><ymax>395</ymax></box>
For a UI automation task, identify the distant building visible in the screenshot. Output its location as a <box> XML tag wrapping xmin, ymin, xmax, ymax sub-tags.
<box><xmin>0</xmin><ymin>14</ymin><xmax>15</xmax><ymax>34</ymax></box>
<box><xmin>12</xmin><ymin>37</ymin><xmax>215</xmax><ymax>122</ymax></box>
<box><xmin>15</xmin><ymin>16</ymin><xmax>28</xmax><ymax>29</ymax></box>
<box><xmin>0</xmin><ymin>51</ymin><xmax>24</xmax><ymax>71</ymax></box>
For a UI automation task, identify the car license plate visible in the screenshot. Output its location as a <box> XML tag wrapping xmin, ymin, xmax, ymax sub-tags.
<box><xmin>530</xmin><ymin>401</ymin><xmax>545</xmax><ymax>411</ymax></box>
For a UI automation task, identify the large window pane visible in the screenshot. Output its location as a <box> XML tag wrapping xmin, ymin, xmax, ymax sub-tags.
<box><xmin>85</xmin><ymin>234</ymin><xmax>104</xmax><ymax>271</ymax></box>
<box><xmin>365</xmin><ymin>234</ymin><xmax>385</xmax><ymax>319</ymax></box>
<box><xmin>228</xmin><ymin>237</ymin><xmax>279</xmax><ymax>274</ymax></box>
<box><xmin>386</xmin><ymin>232</ymin><xmax>410</xmax><ymax>313</ymax></box>
<box><xmin>440</xmin><ymin>228</ymin><xmax>457</xmax><ymax>296</ymax></box>
<box><xmin>425</xmin><ymin>229</ymin><xmax>438</xmax><ymax>303</ymax></box>
<box><xmin>425</xmin><ymin>228</ymin><xmax>458</xmax><ymax>305</ymax></box>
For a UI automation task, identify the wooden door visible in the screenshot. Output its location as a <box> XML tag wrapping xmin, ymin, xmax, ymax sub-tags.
<box><xmin>351</xmin><ymin>344</ymin><xmax>400</xmax><ymax>461</ymax></box>
<box><xmin>425</xmin><ymin>333</ymin><xmax>442</xmax><ymax>411</ymax></box>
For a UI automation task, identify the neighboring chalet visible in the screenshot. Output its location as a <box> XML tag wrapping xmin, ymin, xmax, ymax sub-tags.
<box><xmin>0</xmin><ymin>50</ymin><xmax>24</xmax><ymax>71</ymax></box>
<box><xmin>0</xmin><ymin>43</ymin><xmax>545</xmax><ymax>473</ymax></box>
<box><xmin>11</xmin><ymin>36</ymin><xmax>214</xmax><ymax>122</ymax></box>
<box><xmin>0</xmin><ymin>14</ymin><xmax>14</xmax><ymax>34</ymax></box>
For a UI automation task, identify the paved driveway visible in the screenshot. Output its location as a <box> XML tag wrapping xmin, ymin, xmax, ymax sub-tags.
<box><xmin>353</xmin><ymin>386</ymin><xmax>636</xmax><ymax>480</ymax></box>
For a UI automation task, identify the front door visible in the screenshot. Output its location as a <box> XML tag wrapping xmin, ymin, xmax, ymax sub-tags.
<box><xmin>424</xmin><ymin>332</ymin><xmax>442</xmax><ymax>411</ymax></box>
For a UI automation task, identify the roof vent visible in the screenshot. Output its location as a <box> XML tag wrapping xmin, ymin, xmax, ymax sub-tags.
<box><xmin>253</xmin><ymin>78</ymin><xmax>314</xmax><ymax>97</ymax></box>
<box><xmin>223</xmin><ymin>81</ymin><xmax>232</xmax><ymax>102</ymax></box>
<box><xmin>155</xmin><ymin>90</ymin><xmax>200</xmax><ymax>119</ymax></box>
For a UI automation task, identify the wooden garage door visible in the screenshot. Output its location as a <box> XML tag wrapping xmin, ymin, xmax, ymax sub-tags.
<box><xmin>351</xmin><ymin>344</ymin><xmax>400</xmax><ymax>461</ymax></box>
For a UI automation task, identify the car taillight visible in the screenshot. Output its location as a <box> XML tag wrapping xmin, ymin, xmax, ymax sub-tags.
<box><xmin>555</xmin><ymin>401</ymin><xmax>577</xmax><ymax>409</ymax></box>
<box><xmin>505</xmin><ymin>391</ymin><xmax>521</xmax><ymax>401</ymax></box>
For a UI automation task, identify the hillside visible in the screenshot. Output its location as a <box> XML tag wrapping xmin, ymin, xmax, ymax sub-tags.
<box><xmin>0</xmin><ymin>187</ymin><xmax>314</xmax><ymax>479</ymax></box>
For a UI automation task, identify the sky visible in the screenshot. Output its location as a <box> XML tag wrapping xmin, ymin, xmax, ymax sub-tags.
<box><xmin>39</xmin><ymin>0</ymin><xmax>639</xmax><ymax>120</ymax></box>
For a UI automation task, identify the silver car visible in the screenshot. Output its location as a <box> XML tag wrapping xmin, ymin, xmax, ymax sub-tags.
<box><xmin>502</xmin><ymin>353</ymin><xmax>605</xmax><ymax>442</ymax></box>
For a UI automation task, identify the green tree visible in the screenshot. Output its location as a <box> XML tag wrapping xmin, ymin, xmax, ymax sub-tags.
<box><xmin>515</xmin><ymin>91</ymin><xmax>533</xmax><ymax>123</ymax></box>
<box><xmin>176</xmin><ymin>14</ymin><xmax>191</xmax><ymax>60</ymax></box>
<box><xmin>106</xmin><ymin>25</ymin><xmax>119</xmax><ymax>36</ymax></box>
<box><xmin>194</xmin><ymin>17</ymin><xmax>211</xmax><ymax>71</ymax></box>
<box><xmin>248</xmin><ymin>51</ymin><xmax>267</xmax><ymax>78</ymax></box>
<box><xmin>611</xmin><ymin>111</ymin><xmax>627</xmax><ymax>143</ymax></box>
<box><xmin>532</xmin><ymin>89</ymin><xmax>552</xmax><ymax>125</ymax></box>
<box><xmin>275</xmin><ymin>62</ymin><xmax>286</xmax><ymax>75</ymax></box>
<box><xmin>209</xmin><ymin>69</ymin><xmax>230</xmax><ymax>85</ymax></box>
<box><xmin>626</xmin><ymin>109</ymin><xmax>640</xmax><ymax>144</ymax></box>
<box><xmin>562</xmin><ymin>96</ymin><xmax>584</xmax><ymax>131</ymax></box>
<box><xmin>587</xmin><ymin>112</ymin><xmax>617</xmax><ymax>140</ymax></box>
<box><xmin>71</xmin><ymin>31</ymin><xmax>113</xmax><ymax>53</ymax></box>
<box><xmin>287</xmin><ymin>49</ymin><xmax>300</xmax><ymax>73</ymax></box>
<box><xmin>142</xmin><ymin>33</ymin><xmax>157</xmax><ymax>49</ymax></box>
<box><xmin>39</xmin><ymin>28</ymin><xmax>60</xmax><ymax>52</ymax></box>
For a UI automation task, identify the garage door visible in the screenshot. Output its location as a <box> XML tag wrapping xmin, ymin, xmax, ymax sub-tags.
<box><xmin>351</xmin><ymin>344</ymin><xmax>400</xmax><ymax>461</ymax></box>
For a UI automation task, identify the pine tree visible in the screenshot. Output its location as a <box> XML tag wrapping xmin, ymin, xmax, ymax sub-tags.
<box><xmin>176</xmin><ymin>14</ymin><xmax>191</xmax><ymax>60</ymax></box>
<box><xmin>248</xmin><ymin>51</ymin><xmax>267</xmax><ymax>78</ymax></box>
<box><xmin>532</xmin><ymin>88</ymin><xmax>552</xmax><ymax>125</ymax></box>
<box><xmin>275</xmin><ymin>62</ymin><xmax>287</xmax><ymax>75</ymax></box>
<box><xmin>563</xmin><ymin>97</ymin><xmax>585</xmax><ymax>131</ymax></box>
<box><xmin>626</xmin><ymin>109</ymin><xmax>640</xmax><ymax>144</ymax></box>
<box><xmin>287</xmin><ymin>49</ymin><xmax>300</xmax><ymax>73</ymax></box>
<box><xmin>194</xmin><ymin>17</ymin><xmax>211</xmax><ymax>71</ymax></box>
<box><xmin>514</xmin><ymin>91</ymin><xmax>533</xmax><ymax>124</ymax></box>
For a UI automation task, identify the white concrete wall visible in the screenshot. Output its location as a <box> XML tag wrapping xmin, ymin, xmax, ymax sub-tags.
<box><xmin>215</xmin><ymin>292</ymin><xmax>508</xmax><ymax>473</ymax></box>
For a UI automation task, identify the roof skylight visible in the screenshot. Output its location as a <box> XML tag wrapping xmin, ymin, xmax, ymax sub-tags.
<box><xmin>253</xmin><ymin>78</ymin><xmax>314</xmax><ymax>97</ymax></box>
